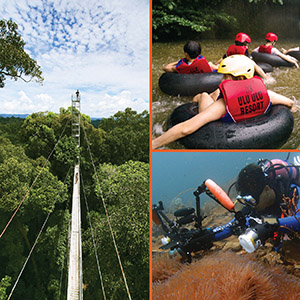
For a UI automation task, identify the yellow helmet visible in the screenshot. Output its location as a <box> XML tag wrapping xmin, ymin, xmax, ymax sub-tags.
<box><xmin>218</xmin><ymin>55</ymin><xmax>255</xmax><ymax>79</ymax></box>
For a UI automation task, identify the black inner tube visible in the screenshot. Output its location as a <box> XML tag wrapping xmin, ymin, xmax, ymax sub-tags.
<box><xmin>159</xmin><ymin>72</ymin><xmax>222</xmax><ymax>96</ymax></box>
<box><xmin>251</xmin><ymin>52</ymin><xmax>294</xmax><ymax>67</ymax></box>
<box><xmin>167</xmin><ymin>103</ymin><xmax>293</xmax><ymax>149</ymax></box>
<box><xmin>256</xmin><ymin>62</ymin><xmax>273</xmax><ymax>73</ymax></box>
<box><xmin>287</xmin><ymin>51</ymin><xmax>300</xmax><ymax>60</ymax></box>
<box><xmin>158</xmin><ymin>64</ymin><xmax>272</xmax><ymax>97</ymax></box>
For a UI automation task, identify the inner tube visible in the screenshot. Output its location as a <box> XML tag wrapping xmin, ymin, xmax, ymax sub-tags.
<box><xmin>251</xmin><ymin>52</ymin><xmax>294</xmax><ymax>67</ymax></box>
<box><xmin>158</xmin><ymin>72</ymin><xmax>223</xmax><ymax>96</ymax></box>
<box><xmin>167</xmin><ymin>103</ymin><xmax>293</xmax><ymax>149</ymax></box>
<box><xmin>287</xmin><ymin>50</ymin><xmax>300</xmax><ymax>60</ymax></box>
<box><xmin>256</xmin><ymin>62</ymin><xmax>273</xmax><ymax>73</ymax></box>
<box><xmin>158</xmin><ymin>63</ymin><xmax>272</xmax><ymax>97</ymax></box>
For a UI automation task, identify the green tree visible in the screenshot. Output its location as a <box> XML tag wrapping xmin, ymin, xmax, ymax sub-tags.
<box><xmin>52</xmin><ymin>135</ymin><xmax>79</xmax><ymax>179</ymax></box>
<box><xmin>82</xmin><ymin>161</ymin><xmax>149</xmax><ymax>300</ymax></box>
<box><xmin>0</xmin><ymin>136</ymin><xmax>70</xmax><ymax>299</ymax></box>
<box><xmin>0</xmin><ymin>116</ymin><xmax>24</xmax><ymax>145</ymax></box>
<box><xmin>152</xmin><ymin>0</ymin><xmax>285</xmax><ymax>41</ymax></box>
<box><xmin>19</xmin><ymin>111</ymin><xmax>64</xmax><ymax>160</ymax></box>
<box><xmin>0</xmin><ymin>137</ymin><xmax>32</xmax><ymax>212</ymax></box>
<box><xmin>0</xmin><ymin>276</ymin><xmax>11</xmax><ymax>300</ymax></box>
<box><xmin>99</xmin><ymin>108</ymin><xmax>149</xmax><ymax>165</ymax></box>
<box><xmin>19</xmin><ymin>108</ymin><xmax>148</xmax><ymax>170</ymax></box>
<box><xmin>152</xmin><ymin>0</ymin><xmax>237</xmax><ymax>40</ymax></box>
<box><xmin>0</xmin><ymin>19</ymin><xmax>43</xmax><ymax>87</ymax></box>
<box><xmin>0</xmin><ymin>106</ymin><xmax>149</xmax><ymax>299</ymax></box>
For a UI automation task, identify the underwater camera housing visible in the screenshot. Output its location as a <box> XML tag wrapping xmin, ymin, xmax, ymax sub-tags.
<box><xmin>153</xmin><ymin>179</ymin><xmax>281</xmax><ymax>260</ymax></box>
<box><xmin>153</xmin><ymin>179</ymin><xmax>237</xmax><ymax>261</ymax></box>
<box><xmin>153</xmin><ymin>200</ymin><xmax>213</xmax><ymax>259</ymax></box>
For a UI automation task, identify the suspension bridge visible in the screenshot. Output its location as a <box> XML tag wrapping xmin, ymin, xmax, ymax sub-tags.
<box><xmin>0</xmin><ymin>91</ymin><xmax>132</xmax><ymax>300</ymax></box>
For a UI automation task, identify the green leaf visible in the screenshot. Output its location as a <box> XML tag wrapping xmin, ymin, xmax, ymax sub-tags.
<box><xmin>0</xmin><ymin>19</ymin><xmax>44</xmax><ymax>87</ymax></box>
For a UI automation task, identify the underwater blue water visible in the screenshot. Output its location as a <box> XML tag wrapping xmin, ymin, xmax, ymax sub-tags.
<box><xmin>152</xmin><ymin>151</ymin><xmax>298</xmax><ymax>208</ymax></box>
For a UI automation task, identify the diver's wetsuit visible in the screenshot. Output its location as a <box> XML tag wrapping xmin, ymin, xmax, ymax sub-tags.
<box><xmin>212</xmin><ymin>159</ymin><xmax>300</xmax><ymax>241</ymax></box>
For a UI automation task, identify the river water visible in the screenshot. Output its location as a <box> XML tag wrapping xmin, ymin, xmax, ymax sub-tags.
<box><xmin>152</xmin><ymin>40</ymin><xmax>300</xmax><ymax>149</ymax></box>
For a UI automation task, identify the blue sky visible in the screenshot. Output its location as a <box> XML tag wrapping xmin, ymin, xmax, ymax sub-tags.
<box><xmin>0</xmin><ymin>0</ymin><xmax>149</xmax><ymax>117</ymax></box>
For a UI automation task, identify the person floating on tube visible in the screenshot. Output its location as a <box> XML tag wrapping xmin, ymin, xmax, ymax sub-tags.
<box><xmin>152</xmin><ymin>55</ymin><xmax>296</xmax><ymax>149</ymax></box>
<box><xmin>252</xmin><ymin>32</ymin><xmax>299</xmax><ymax>68</ymax></box>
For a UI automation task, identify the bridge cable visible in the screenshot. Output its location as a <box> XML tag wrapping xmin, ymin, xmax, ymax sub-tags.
<box><xmin>82</xmin><ymin>125</ymin><xmax>132</xmax><ymax>300</ymax></box>
<box><xmin>81</xmin><ymin>173</ymin><xmax>107</xmax><ymax>300</ymax></box>
<box><xmin>0</xmin><ymin>118</ymin><xmax>71</xmax><ymax>239</ymax></box>
<box><xmin>7</xmin><ymin>167</ymin><xmax>72</xmax><ymax>300</ymax></box>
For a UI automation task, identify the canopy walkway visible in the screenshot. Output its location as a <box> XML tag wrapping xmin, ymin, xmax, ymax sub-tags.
<box><xmin>1</xmin><ymin>91</ymin><xmax>132</xmax><ymax>300</ymax></box>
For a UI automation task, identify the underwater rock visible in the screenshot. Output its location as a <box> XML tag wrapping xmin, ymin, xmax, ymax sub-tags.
<box><xmin>282</xmin><ymin>239</ymin><xmax>300</xmax><ymax>262</ymax></box>
<box><xmin>152</xmin><ymin>251</ymin><xmax>300</xmax><ymax>300</ymax></box>
<box><xmin>220</xmin><ymin>238</ymin><xmax>242</xmax><ymax>252</ymax></box>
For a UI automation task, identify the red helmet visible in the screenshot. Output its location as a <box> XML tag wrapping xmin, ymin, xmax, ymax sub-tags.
<box><xmin>235</xmin><ymin>32</ymin><xmax>251</xmax><ymax>44</ymax></box>
<box><xmin>265</xmin><ymin>32</ymin><xmax>278</xmax><ymax>42</ymax></box>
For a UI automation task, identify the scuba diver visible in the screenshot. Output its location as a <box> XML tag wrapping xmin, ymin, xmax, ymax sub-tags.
<box><xmin>153</xmin><ymin>157</ymin><xmax>300</xmax><ymax>260</ymax></box>
<box><xmin>235</xmin><ymin>158</ymin><xmax>300</xmax><ymax>216</ymax></box>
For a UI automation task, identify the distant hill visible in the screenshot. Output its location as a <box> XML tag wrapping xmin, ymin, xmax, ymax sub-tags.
<box><xmin>0</xmin><ymin>114</ymin><xmax>102</xmax><ymax>119</ymax></box>
<box><xmin>91</xmin><ymin>118</ymin><xmax>102</xmax><ymax>128</ymax></box>
<box><xmin>0</xmin><ymin>114</ymin><xmax>102</xmax><ymax>127</ymax></box>
<box><xmin>0</xmin><ymin>114</ymin><xmax>29</xmax><ymax>118</ymax></box>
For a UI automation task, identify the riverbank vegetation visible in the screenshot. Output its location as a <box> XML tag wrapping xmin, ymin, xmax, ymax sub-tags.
<box><xmin>0</xmin><ymin>108</ymin><xmax>149</xmax><ymax>299</ymax></box>
<box><xmin>153</xmin><ymin>0</ymin><xmax>300</xmax><ymax>41</ymax></box>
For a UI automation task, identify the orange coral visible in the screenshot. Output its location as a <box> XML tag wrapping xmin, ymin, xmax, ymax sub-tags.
<box><xmin>281</xmin><ymin>189</ymin><xmax>300</xmax><ymax>221</ymax></box>
<box><xmin>280</xmin><ymin>190</ymin><xmax>300</xmax><ymax>238</ymax></box>
<box><xmin>152</xmin><ymin>253</ymin><xmax>183</xmax><ymax>283</ymax></box>
<box><xmin>268</xmin><ymin>265</ymin><xmax>300</xmax><ymax>299</ymax></box>
<box><xmin>152</xmin><ymin>251</ymin><xmax>300</xmax><ymax>300</ymax></box>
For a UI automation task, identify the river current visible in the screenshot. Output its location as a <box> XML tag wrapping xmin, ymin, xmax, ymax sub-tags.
<box><xmin>152</xmin><ymin>40</ymin><xmax>300</xmax><ymax>149</ymax></box>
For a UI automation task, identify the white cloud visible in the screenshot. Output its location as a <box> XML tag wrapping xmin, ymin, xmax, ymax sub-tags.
<box><xmin>0</xmin><ymin>0</ymin><xmax>149</xmax><ymax>118</ymax></box>
<box><xmin>35</xmin><ymin>93</ymin><xmax>54</xmax><ymax>105</ymax></box>
<box><xmin>81</xmin><ymin>90</ymin><xmax>148</xmax><ymax>117</ymax></box>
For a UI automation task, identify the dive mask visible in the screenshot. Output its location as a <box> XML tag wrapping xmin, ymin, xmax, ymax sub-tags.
<box><xmin>236</xmin><ymin>195</ymin><xmax>257</xmax><ymax>207</ymax></box>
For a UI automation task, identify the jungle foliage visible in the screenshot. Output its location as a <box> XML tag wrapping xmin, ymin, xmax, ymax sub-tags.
<box><xmin>153</xmin><ymin>0</ymin><xmax>237</xmax><ymax>40</ymax></box>
<box><xmin>0</xmin><ymin>107</ymin><xmax>149</xmax><ymax>299</ymax></box>
<box><xmin>152</xmin><ymin>0</ymin><xmax>299</xmax><ymax>41</ymax></box>
<box><xmin>0</xmin><ymin>19</ymin><xmax>43</xmax><ymax>87</ymax></box>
